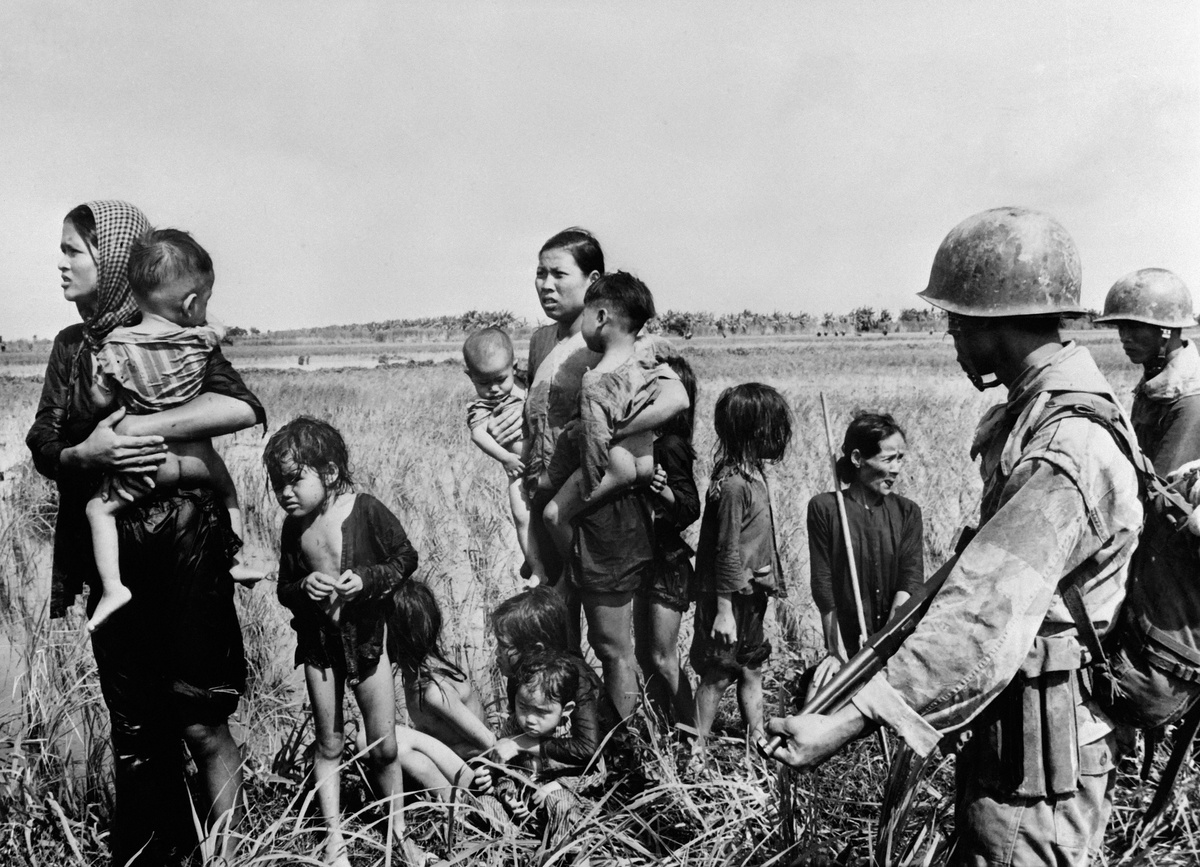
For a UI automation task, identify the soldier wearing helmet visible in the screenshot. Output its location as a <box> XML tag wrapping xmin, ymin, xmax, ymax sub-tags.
<box><xmin>1096</xmin><ymin>269</ymin><xmax>1200</xmax><ymax>475</ymax></box>
<box><xmin>1093</xmin><ymin>269</ymin><xmax>1200</xmax><ymax>732</ymax></box>
<box><xmin>767</xmin><ymin>207</ymin><xmax>1141</xmax><ymax>866</ymax></box>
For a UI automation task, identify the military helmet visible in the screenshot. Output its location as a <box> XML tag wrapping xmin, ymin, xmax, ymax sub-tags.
<box><xmin>918</xmin><ymin>206</ymin><xmax>1085</xmax><ymax>317</ymax></box>
<box><xmin>1094</xmin><ymin>268</ymin><xmax>1194</xmax><ymax>328</ymax></box>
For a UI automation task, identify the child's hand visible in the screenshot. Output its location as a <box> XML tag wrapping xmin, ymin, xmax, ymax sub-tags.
<box><xmin>504</xmin><ymin>791</ymin><xmax>531</xmax><ymax>819</ymax></box>
<box><xmin>532</xmin><ymin>780</ymin><xmax>563</xmax><ymax>807</ymax></box>
<box><xmin>492</xmin><ymin>738</ymin><xmax>520</xmax><ymax>763</ymax></box>
<box><xmin>301</xmin><ymin>571</ymin><xmax>338</xmax><ymax>601</ymax></box>
<box><xmin>501</xmin><ymin>453</ymin><xmax>525</xmax><ymax>479</ymax></box>
<box><xmin>335</xmin><ymin>570</ymin><xmax>364</xmax><ymax>600</ymax></box>
<box><xmin>647</xmin><ymin>464</ymin><xmax>668</xmax><ymax>494</ymax></box>
<box><xmin>712</xmin><ymin>608</ymin><xmax>737</xmax><ymax>647</ymax></box>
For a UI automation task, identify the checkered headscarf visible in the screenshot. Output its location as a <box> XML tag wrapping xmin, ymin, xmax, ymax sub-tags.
<box><xmin>80</xmin><ymin>200</ymin><xmax>151</xmax><ymax>349</ymax></box>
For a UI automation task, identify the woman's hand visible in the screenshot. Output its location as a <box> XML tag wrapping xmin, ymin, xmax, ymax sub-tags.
<box><xmin>67</xmin><ymin>407</ymin><xmax>168</xmax><ymax>473</ymax></box>
<box><xmin>302</xmin><ymin>571</ymin><xmax>338</xmax><ymax>602</ymax></box>
<box><xmin>487</xmin><ymin>402</ymin><xmax>524</xmax><ymax>448</ymax></box>
<box><xmin>336</xmin><ymin>570</ymin><xmax>364</xmax><ymax>601</ymax></box>
<box><xmin>647</xmin><ymin>464</ymin><xmax>668</xmax><ymax>494</ymax></box>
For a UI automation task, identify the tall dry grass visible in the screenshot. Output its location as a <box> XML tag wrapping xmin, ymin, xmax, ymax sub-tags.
<box><xmin>0</xmin><ymin>333</ymin><xmax>1194</xmax><ymax>865</ymax></box>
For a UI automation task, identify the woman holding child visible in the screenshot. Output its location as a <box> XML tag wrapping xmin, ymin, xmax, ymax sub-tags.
<box><xmin>490</xmin><ymin>228</ymin><xmax>689</xmax><ymax>720</ymax></box>
<box><xmin>26</xmin><ymin>201</ymin><xmax>265</xmax><ymax>866</ymax></box>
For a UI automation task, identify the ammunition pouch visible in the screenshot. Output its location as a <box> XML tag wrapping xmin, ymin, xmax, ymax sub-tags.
<box><xmin>975</xmin><ymin>635</ymin><xmax>1112</xmax><ymax>798</ymax></box>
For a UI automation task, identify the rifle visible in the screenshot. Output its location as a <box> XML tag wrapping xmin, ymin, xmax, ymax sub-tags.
<box><xmin>758</xmin><ymin>526</ymin><xmax>976</xmax><ymax>758</ymax></box>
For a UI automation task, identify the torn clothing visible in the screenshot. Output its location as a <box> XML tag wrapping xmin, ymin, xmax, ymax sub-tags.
<box><xmin>94</xmin><ymin>314</ymin><xmax>224</xmax><ymax>414</ymax></box>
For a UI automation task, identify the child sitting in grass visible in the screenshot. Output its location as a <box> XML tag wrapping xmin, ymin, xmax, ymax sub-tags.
<box><xmin>84</xmin><ymin>228</ymin><xmax>260</xmax><ymax>633</ymax></box>
<box><xmin>462</xmin><ymin>326</ymin><xmax>545</xmax><ymax>582</ymax></box>
<box><xmin>490</xmin><ymin>651</ymin><xmax>600</xmax><ymax>843</ymax></box>
<box><xmin>481</xmin><ymin>587</ymin><xmax>617</xmax><ymax>789</ymax></box>
<box><xmin>370</xmin><ymin>579</ymin><xmax>495</xmax><ymax>802</ymax></box>
<box><xmin>540</xmin><ymin>271</ymin><xmax>679</xmax><ymax>559</ymax></box>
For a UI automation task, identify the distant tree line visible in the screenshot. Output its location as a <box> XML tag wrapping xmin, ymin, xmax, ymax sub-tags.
<box><xmin>217</xmin><ymin>306</ymin><xmax>1117</xmax><ymax>345</ymax></box>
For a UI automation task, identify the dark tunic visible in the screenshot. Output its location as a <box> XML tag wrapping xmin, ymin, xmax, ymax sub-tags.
<box><xmin>640</xmin><ymin>433</ymin><xmax>700</xmax><ymax>610</ymax></box>
<box><xmin>807</xmin><ymin>491</ymin><xmax>924</xmax><ymax>655</ymax></box>
<box><xmin>277</xmin><ymin>493</ymin><xmax>417</xmax><ymax>685</ymax></box>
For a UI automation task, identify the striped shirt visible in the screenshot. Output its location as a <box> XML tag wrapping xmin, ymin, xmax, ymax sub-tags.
<box><xmin>94</xmin><ymin>313</ymin><xmax>223</xmax><ymax>414</ymax></box>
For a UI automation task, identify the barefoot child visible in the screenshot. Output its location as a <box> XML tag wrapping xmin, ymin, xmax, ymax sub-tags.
<box><xmin>540</xmin><ymin>271</ymin><xmax>679</xmax><ymax>558</ymax></box>
<box><xmin>374</xmin><ymin>579</ymin><xmax>495</xmax><ymax>801</ymax></box>
<box><xmin>690</xmin><ymin>383</ymin><xmax>792</xmax><ymax>763</ymax></box>
<box><xmin>462</xmin><ymin>327</ymin><xmax>545</xmax><ymax>581</ymax></box>
<box><xmin>84</xmin><ymin>228</ymin><xmax>259</xmax><ymax>633</ymax></box>
<box><xmin>265</xmin><ymin>417</ymin><xmax>423</xmax><ymax>866</ymax></box>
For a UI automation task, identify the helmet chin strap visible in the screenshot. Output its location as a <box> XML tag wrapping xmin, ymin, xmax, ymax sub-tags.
<box><xmin>967</xmin><ymin>371</ymin><xmax>1003</xmax><ymax>391</ymax></box>
<box><xmin>1147</xmin><ymin>327</ymin><xmax>1172</xmax><ymax>378</ymax></box>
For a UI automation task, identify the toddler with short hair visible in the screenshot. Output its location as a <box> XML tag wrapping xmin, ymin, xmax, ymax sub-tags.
<box><xmin>84</xmin><ymin>227</ymin><xmax>258</xmax><ymax>633</ymax></box>
<box><xmin>540</xmin><ymin>271</ymin><xmax>678</xmax><ymax>557</ymax></box>
<box><xmin>462</xmin><ymin>326</ymin><xmax>545</xmax><ymax>582</ymax></box>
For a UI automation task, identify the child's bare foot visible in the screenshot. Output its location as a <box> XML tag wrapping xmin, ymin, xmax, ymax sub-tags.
<box><xmin>86</xmin><ymin>584</ymin><xmax>133</xmax><ymax>633</ymax></box>
<box><xmin>323</xmin><ymin>835</ymin><xmax>351</xmax><ymax>867</ymax></box>
<box><xmin>230</xmin><ymin>561</ymin><xmax>268</xmax><ymax>585</ymax></box>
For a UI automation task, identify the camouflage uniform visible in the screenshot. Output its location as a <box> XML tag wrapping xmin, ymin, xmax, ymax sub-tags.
<box><xmin>851</xmin><ymin>342</ymin><xmax>1142</xmax><ymax>866</ymax></box>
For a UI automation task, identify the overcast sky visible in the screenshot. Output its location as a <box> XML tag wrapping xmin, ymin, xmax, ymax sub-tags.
<box><xmin>2</xmin><ymin>1</ymin><xmax>1196</xmax><ymax>339</ymax></box>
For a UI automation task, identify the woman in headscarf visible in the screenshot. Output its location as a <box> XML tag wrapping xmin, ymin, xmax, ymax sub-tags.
<box><xmin>27</xmin><ymin>201</ymin><xmax>266</xmax><ymax>866</ymax></box>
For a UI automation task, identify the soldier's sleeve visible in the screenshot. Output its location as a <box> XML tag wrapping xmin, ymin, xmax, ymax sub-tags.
<box><xmin>850</xmin><ymin>460</ymin><xmax>1096</xmax><ymax>753</ymax></box>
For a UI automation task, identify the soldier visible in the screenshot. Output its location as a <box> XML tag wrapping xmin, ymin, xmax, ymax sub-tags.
<box><xmin>1092</xmin><ymin>270</ymin><xmax>1200</xmax><ymax>732</ymax></box>
<box><xmin>766</xmin><ymin>207</ymin><xmax>1142</xmax><ymax>866</ymax></box>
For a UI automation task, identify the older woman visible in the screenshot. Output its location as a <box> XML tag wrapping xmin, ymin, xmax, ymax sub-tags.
<box><xmin>26</xmin><ymin>201</ymin><xmax>265</xmax><ymax>866</ymax></box>
<box><xmin>806</xmin><ymin>412</ymin><xmax>924</xmax><ymax>694</ymax></box>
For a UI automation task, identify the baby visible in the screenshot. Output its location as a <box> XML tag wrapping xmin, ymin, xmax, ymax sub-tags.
<box><xmin>84</xmin><ymin>228</ymin><xmax>258</xmax><ymax>633</ymax></box>
<box><xmin>541</xmin><ymin>271</ymin><xmax>677</xmax><ymax>557</ymax></box>
<box><xmin>463</xmin><ymin>327</ymin><xmax>544</xmax><ymax>581</ymax></box>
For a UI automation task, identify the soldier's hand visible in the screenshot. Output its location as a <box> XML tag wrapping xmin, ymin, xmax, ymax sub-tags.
<box><xmin>765</xmin><ymin>706</ymin><xmax>866</xmax><ymax>769</ymax></box>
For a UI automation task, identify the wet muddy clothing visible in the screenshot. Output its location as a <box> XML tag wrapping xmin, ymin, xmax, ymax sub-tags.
<box><xmin>27</xmin><ymin>305</ymin><xmax>265</xmax><ymax>866</ymax></box>
<box><xmin>638</xmin><ymin>434</ymin><xmax>700</xmax><ymax>611</ymax></box>
<box><xmin>690</xmin><ymin>469</ymin><xmax>783</xmax><ymax>675</ymax></box>
<box><xmin>466</xmin><ymin>388</ymin><xmax>526</xmax><ymax>435</ymax></box>
<box><xmin>807</xmin><ymin>491</ymin><xmax>924</xmax><ymax>655</ymax></box>
<box><xmin>277</xmin><ymin>493</ymin><xmax>417</xmax><ymax>686</ymax></box>
<box><xmin>848</xmin><ymin>342</ymin><xmax>1140</xmax><ymax>867</ymax></box>
<box><xmin>525</xmin><ymin>327</ymin><xmax>599</xmax><ymax>486</ymax></box>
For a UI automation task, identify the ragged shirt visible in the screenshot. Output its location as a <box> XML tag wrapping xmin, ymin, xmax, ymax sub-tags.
<box><xmin>1130</xmin><ymin>340</ymin><xmax>1200</xmax><ymax>475</ymax></box>
<box><xmin>852</xmin><ymin>342</ymin><xmax>1141</xmax><ymax>755</ymax></box>
<box><xmin>693</xmin><ymin>469</ymin><xmax>785</xmax><ymax>598</ymax></box>
<box><xmin>95</xmin><ymin>313</ymin><xmax>225</xmax><ymax>414</ymax></box>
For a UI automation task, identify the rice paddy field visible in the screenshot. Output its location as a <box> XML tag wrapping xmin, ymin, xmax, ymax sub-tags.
<box><xmin>0</xmin><ymin>331</ymin><xmax>1196</xmax><ymax>866</ymax></box>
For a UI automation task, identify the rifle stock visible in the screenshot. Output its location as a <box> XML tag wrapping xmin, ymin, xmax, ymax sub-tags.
<box><xmin>759</xmin><ymin>527</ymin><xmax>976</xmax><ymax>758</ymax></box>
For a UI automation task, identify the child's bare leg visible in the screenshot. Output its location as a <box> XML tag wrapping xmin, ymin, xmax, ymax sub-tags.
<box><xmin>353</xmin><ymin>653</ymin><xmax>426</xmax><ymax>862</ymax></box>
<box><xmin>585</xmin><ymin>431</ymin><xmax>655</xmax><ymax>504</ymax></box>
<box><xmin>305</xmin><ymin>664</ymin><xmax>351</xmax><ymax>867</ymax></box>
<box><xmin>542</xmin><ymin>469</ymin><xmax>587</xmax><ymax>559</ymax></box>
<box><xmin>737</xmin><ymin>666</ymin><xmax>765</xmax><ymax>748</ymax></box>
<box><xmin>85</xmin><ymin>491</ymin><xmax>134</xmax><ymax>633</ymax></box>
<box><xmin>508</xmin><ymin>476</ymin><xmax>546</xmax><ymax>583</ymax></box>
<box><xmin>363</xmin><ymin>726</ymin><xmax>472</xmax><ymax>801</ymax></box>
<box><xmin>693</xmin><ymin>668</ymin><xmax>734</xmax><ymax>762</ymax></box>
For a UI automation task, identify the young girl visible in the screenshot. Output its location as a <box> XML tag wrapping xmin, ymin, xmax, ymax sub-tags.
<box><xmin>634</xmin><ymin>356</ymin><xmax>700</xmax><ymax>727</ymax></box>
<box><xmin>265</xmin><ymin>416</ymin><xmax>422</xmax><ymax>867</ymax></box>
<box><xmin>480</xmin><ymin>587</ymin><xmax>618</xmax><ymax>791</ymax></box>
<box><xmin>689</xmin><ymin>383</ymin><xmax>792</xmax><ymax>763</ymax></box>
<box><xmin>377</xmin><ymin>580</ymin><xmax>495</xmax><ymax>801</ymax></box>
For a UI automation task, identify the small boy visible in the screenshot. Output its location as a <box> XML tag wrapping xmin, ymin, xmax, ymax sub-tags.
<box><xmin>463</xmin><ymin>327</ymin><xmax>544</xmax><ymax>582</ymax></box>
<box><xmin>84</xmin><ymin>228</ymin><xmax>259</xmax><ymax>633</ymax></box>
<box><xmin>541</xmin><ymin>271</ymin><xmax>677</xmax><ymax>557</ymax></box>
<box><xmin>490</xmin><ymin>651</ymin><xmax>600</xmax><ymax>843</ymax></box>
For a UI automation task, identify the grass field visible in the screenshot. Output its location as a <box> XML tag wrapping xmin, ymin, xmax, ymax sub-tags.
<box><xmin>0</xmin><ymin>331</ymin><xmax>1196</xmax><ymax>866</ymax></box>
